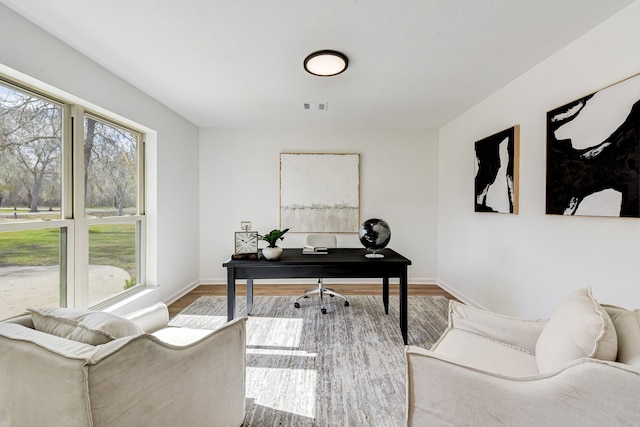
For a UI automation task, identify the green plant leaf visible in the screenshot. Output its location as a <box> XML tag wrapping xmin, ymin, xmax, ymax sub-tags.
<box><xmin>259</xmin><ymin>228</ymin><xmax>290</xmax><ymax>247</ymax></box>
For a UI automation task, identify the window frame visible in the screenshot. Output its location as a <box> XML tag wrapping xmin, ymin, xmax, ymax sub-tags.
<box><xmin>0</xmin><ymin>75</ymin><xmax>147</xmax><ymax>314</ymax></box>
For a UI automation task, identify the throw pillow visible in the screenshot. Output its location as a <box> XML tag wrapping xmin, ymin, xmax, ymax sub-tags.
<box><xmin>28</xmin><ymin>307</ymin><xmax>144</xmax><ymax>345</ymax></box>
<box><xmin>535</xmin><ymin>287</ymin><xmax>617</xmax><ymax>372</ymax></box>
<box><xmin>603</xmin><ymin>304</ymin><xmax>640</xmax><ymax>368</ymax></box>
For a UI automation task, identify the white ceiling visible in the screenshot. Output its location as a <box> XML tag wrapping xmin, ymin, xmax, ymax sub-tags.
<box><xmin>2</xmin><ymin>0</ymin><xmax>635</xmax><ymax>129</ymax></box>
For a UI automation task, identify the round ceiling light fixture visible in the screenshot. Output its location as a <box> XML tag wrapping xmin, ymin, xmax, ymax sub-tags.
<box><xmin>304</xmin><ymin>50</ymin><xmax>348</xmax><ymax>76</ymax></box>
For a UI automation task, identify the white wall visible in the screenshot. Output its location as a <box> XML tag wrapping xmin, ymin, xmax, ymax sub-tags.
<box><xmin>438</xmin><ymin>1</ymin><xmax>640</xmax><ymax>318</ymax></box>
<box><xmin>0</xmin><ymin>5</ymin><xmax>201</xmax><ymax>313</ymax></box>
<box><xmin>199</xmin><ymin>128</ymin><xmax>438</xmax><ymax>285</ymax></box>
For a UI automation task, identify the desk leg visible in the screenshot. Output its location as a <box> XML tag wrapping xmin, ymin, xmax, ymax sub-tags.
<box><xmin>382</xmin><ymin>277</ymin><xmax>389</xmax><ymax>314</ymax></box>
<box><xmin>246</xmin><ymin>279</ymin><xmax>254</xmax><ymax>316</ymax></box>
<box><xmin>400</xmin><ymin>268</ymin><xmax>408</xmax><ymax>345</ymax></box>
<box><xmin>227</xmin><ymin>268</ymin><xmax>236</xmax><ymax>322</ymax></box>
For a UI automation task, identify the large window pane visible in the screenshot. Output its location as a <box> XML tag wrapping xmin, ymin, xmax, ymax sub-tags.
<box><xmin>88</xmin><ymin>222</ymin><xmax>139</xmax><ymax>306</ymax></box>
<box><xmin>0</xmin><ymin>228</ymin><xmax>62</xmax><ymax>319</ymax></box>
<box><xmin>84</xmin><ymin>116</ymin><xmax>138</xmax><ymax>218</ymax></box>
<box><xmin>0</xmin><ymin>76</ymin><xmax>145</xmax><ymax>320</ymax></box>
<box><xmin>0</xmin><ymin>84</ymin><xmax>62</xmax><ymax>223</ymax></box>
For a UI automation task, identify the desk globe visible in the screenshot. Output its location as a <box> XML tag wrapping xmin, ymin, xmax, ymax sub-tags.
<box><xmin>358</xmin><ymin>218</ymin><xmax>391</xmax><ymax>258</ymax></box>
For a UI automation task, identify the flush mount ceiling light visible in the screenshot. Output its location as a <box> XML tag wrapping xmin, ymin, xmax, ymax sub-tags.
<box><xmin>303</xmin><ymin>50</ymin><xmax>348</xmax><ymax>76</ymax></box>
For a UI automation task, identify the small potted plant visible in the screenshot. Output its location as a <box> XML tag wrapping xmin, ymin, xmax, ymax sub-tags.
<box><xmin>259</xmin><ymin>228</ymin><xmax>290</xmax><ymax>260</ymax></box>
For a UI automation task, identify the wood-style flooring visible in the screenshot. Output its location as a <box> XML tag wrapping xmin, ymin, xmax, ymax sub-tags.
<box><xmin>169</xmin><ymin>283</ymin><xmax>456</xmax><ymax>318</ymax></box>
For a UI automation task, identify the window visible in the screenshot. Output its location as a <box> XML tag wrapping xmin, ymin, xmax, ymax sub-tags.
<box><xmin>83</xmin><ymin>115</ymin><xmax>144</xmax><ymax>307</ymax></box>
<box><xmin>0</xmin><ymin>79</ymin><xmax>145</xmax><ymax>319</ymax></box>
<box><xmin>0</xmin><ymin>83</ymin><xmax>62</xmax><ymax>222</ymax></box>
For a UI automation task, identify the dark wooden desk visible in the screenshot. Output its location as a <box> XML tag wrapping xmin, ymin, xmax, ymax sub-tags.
<box><xmin>223</xmin><ymin>248</ymin><xmax>412</xmax><ymax>344</ymax></box>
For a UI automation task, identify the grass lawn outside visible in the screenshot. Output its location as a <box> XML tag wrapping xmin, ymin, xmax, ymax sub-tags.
<box><xmin>0</xmin><ymin>224</ymin><xmax>136</xmax><ymax>276</ymax></box>
<box><xmin>0</xmin><ymin>223</ymin><xmax>138</xmax><ymax>318</ymax></box>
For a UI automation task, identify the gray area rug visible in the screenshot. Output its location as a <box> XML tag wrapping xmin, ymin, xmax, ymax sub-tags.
<box><xmin>170</xmin><ymin>294</ymin><xmax>449</xmax><ymax>426</ymax></box>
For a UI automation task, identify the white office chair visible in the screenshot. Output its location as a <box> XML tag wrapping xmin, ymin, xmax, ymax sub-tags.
<box><xmin>294</xmin><ymin>234</ymin><xmax>349</xmax><ymax>314</ymax></box>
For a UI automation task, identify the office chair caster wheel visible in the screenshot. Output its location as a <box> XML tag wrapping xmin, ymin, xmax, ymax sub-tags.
<box><xmin>344</xmin><ymin>301</ymin><xmax>350</xmax><ymax>307</ymax></box>
<box><xmin>294</xmin><ymin>302</ymin><xmax>300</xmax><ymax>308</ymax></box>
<box><xmin>321</xmin><ymin>308</ymin><xmax>327</xmax><ymax>314</ymax></box>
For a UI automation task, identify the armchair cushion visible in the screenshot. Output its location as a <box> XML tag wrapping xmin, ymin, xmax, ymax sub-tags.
<box><xmin>447</xmin><ymin>300</ymin><xmax>547</xmax><ymax>354</ymax></box>
<box><xmin>431</xmin><ymin>328</ymin><xmax>539</xmax><ymax>377</ymax></box>
<box><xmin>151</xmin><ymin>326</ymin><xmax>216</xmax><ymax>346</ymax></box>
<box><xmin>535</xmin><ymin>288</ymin><xmax>617</xmax><ymax>372</ymax></box>
<box><xmin>28</xmin><ymin>307</ymin><xmax>143</xmax><ymax>345</ymax></box>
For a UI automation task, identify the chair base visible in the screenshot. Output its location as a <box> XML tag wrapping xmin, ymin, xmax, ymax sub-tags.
<box><xmin>294</xmin><ymin>280</ymin><xmax>349</xmax><ymax>314</ymax></box>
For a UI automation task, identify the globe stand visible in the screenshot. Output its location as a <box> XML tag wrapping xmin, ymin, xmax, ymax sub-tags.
<box><xmin>365</xmin><ymin>248</ymin><xmax>384</xmax><ymax>259</ymax></box>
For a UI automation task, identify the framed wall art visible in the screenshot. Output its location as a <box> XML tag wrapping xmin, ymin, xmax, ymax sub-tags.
<box><xmin>280</xmin><ymin>153</ymin><xmax>360</xmax><ymax>233</ymax></box>
<box><xmin>474</xmin><ymin>125</ymin><xmax>520</xmax><ymax>214</ymax></box>
<box><xmin>546</xmin><ymin>73</ymin><xmax>640</xmax><ymax>217</ymax></box>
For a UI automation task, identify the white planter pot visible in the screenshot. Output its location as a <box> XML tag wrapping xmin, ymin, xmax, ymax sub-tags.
<box><xmin>262</xmin><ymin>246</ymin><xmax>283</xmax><ymax>260</ymax></box>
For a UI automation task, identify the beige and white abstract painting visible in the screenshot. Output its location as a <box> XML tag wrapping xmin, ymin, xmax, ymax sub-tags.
<box><xmin>280</xmin><ymin>153</ymin><xmax>360</xmax><ymax>233</ymax></box>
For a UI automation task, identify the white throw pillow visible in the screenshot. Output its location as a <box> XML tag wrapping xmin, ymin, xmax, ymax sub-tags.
<box><xmin>28</xmin><ymin>307</ymin><xmax>144</xmax><ymax>345</ymax></box>
<box><xmin>535</xmin><ymin>288</ymin><xmax>617</xmax><ymax>372</ymax></box>
<box><xmin>603</xmin><ymin>304</ymin><xmax>640</xmax><ymax>368</ymax></box>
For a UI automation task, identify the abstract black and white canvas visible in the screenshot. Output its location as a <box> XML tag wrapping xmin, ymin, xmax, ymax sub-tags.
<box><xmin>474</xmin><ymin>125</ymin><xmax>520</xmax><ymax>214</ymax></box>
<box><xmin>280</xmin><ymin>153</ymin><xmax>360</xmax><ymax>232</ymax></box>
<box><xmin>546</xmin><ymin>74</ymin><xmax>640</xmax><ymax>217</ymax></box>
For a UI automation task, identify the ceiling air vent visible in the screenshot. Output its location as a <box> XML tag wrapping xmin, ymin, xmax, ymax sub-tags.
<box><xmin>303</xmin><ymin>102</ymin><xmax>328</xmax><ymax>111</ymax></box>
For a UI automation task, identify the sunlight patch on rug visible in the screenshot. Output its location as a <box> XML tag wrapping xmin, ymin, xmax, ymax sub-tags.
<box><xmin>246</xmin><ymin>316</ymin><xmax>304</xmax><ymax>348</ymax></box>
<box><xmin>247</xmin><ymin>366</ymin><xmax>317</xmax><ymax>418</ymax></box>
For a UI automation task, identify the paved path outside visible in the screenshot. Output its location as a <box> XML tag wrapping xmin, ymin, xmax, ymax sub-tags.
<box><xmin>0</xmin><ymin>265</ymin><xmax>128</xmax><ymax>319</ymax></box>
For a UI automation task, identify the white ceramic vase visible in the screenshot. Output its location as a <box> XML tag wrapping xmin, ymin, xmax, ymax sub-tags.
<box><xmin>262</xmin><ymin>246</ymin><xmax>283</xmax><ymax>260</ymax></box>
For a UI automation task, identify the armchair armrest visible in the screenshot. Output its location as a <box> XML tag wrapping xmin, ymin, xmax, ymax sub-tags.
<box><xmin>123</xmin><ymin>302</ymin><xmax>169</xmax><ymax>333</ymax></box>
<box><xmin>406</xmin><ymin>346</ymin><xmax>640</xmax><ymax>427</ymax></box>
<box><xmin>446</xmin><ymin>300</ymin><xmax>547</xmax><ymax>353</ymax></box>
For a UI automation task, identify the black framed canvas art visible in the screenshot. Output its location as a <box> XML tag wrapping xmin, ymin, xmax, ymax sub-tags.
<box><xmin>474</xmin><ymin>125</ymin><xmax>520</xmax><ymax>214</ymax></box>
<box><xmin>546</xmin><ymin>74</ymin><xmax>640</xmax><ymax>217</ymax></box>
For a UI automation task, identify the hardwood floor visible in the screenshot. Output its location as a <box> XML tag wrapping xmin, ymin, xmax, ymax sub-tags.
<box><xmin>168</xmin><ymin>283</ymin><xmax>456</xmax><ymax>318</ymax></box>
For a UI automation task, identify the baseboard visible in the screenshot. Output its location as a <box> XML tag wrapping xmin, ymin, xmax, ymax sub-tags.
<box><xmin>199</xmin><ymin>277</ymin><xmax>439</xmax><ymax>286</ymax></box>
<box><xmin>164</xmin><ymin>279</ymin><xmax>201</xmax><ymax>306</ymax></box>
<box><xmin>169</xmin><ymin>278</ymin><xmax>484</xmax><ymax>315</ymax></box>
<box><xmin>436</xmin><ymin>279</ymin><xmax>486</xmax><ymax>309</ymax></box>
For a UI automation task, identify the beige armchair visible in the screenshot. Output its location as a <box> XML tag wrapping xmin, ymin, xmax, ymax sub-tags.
<box><xmin>406</xmin><ymin>288</ymin><xmax>640</xmax><ymax>426</ymax></box>
<box><xmin>0</xmin><ymin>303</ymin><xmax>247</xmax><ymax>427</ymax></box>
